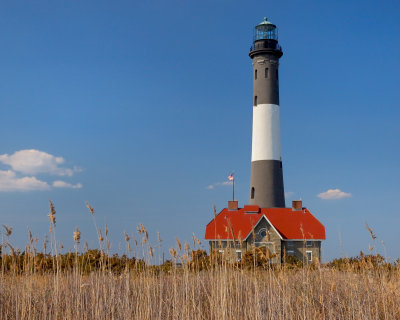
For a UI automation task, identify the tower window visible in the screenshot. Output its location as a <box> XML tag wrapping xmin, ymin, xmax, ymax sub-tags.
<box><xmin>276</xmin><ymin>69</ymin><xmax>279</xmax><ymax>80</ymax></box>
<box><xmin>251</xmin><ymin>187</ymin><xmax>255</xmax><ymax>199</ymax></box>
<box><xmin>255</xmin><ymin>69</ymin><xmax>257</xmax><ymax>80</ymax></box>
<box><xmin>265</xmin><ymin>68</ymin><xmax>268</xmax><ymax>78</ymax></box>
<box><xmin>254</xmin><ymin>96</ymin><xmax>257</xmax><ymax>106</ymax></box>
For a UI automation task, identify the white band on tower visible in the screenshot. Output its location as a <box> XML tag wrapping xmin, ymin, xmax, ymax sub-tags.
<box><xmin>251</xmin><ymin>103</ymin><xmax>281</xmax><ymax>162</ymax></box>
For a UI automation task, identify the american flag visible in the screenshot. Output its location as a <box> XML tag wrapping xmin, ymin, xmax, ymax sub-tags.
<box><xmin>228</xmin><ymin>173</ymin><xmax>234</xmax><ymax>181</ymax></box>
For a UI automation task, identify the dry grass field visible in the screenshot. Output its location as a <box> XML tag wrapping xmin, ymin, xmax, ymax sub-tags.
<box><xmin>0</xmin><ymin>202</ymin><xmax>399</xmax><ymax>319</ymax></box>
<box><xmin>1</xmin><ymin>262</ymin><xmax>399</xmax><ymax>319</ymax></box>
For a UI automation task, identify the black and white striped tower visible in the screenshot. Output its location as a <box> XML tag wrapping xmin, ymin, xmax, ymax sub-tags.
<box><xmin>249</xmin><ymin>18</ymin><xmax>285</xmax><ymax>208</ymax></box>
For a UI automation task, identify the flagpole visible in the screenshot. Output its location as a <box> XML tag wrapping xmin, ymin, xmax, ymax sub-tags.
<box><xmin>228</xmin><ymin>172</ymin><xmax>235</xmax><ymax>201</ymax></box>
<box><xmin>232</xmin><ymin>178</ymin><xmax>235</xmax><ymax>201</ymax></box>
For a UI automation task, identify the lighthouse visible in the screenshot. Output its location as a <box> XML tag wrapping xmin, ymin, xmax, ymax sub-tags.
<box><xmin>205</xmin><ymin>18</ymin><xmax>326</xmax><ymax>263</ymax></box>
<box><xmin>249</xmin><ymin>18</ymin><xmax>285</xmax><ymax>208</ymax></box>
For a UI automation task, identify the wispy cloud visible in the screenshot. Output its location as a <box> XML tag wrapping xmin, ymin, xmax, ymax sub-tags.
<box><xmin>0</xmin><ymin>150</ymin><xmax>83</xmax><ymax>192</ymax></box>
<box><xmin>53</xmin><ymin>181</ymin><xmax>83</xmax><ymax>189</ymax></box>
<box><xmin>285</xmin><ymin>191</ymin><xmax>294</xmax><ymax>198</ymax></box>
<box><xmin>318</xmin><ymin>189</ymin><xmax>352</xmax><ymax>200</ymax></box>
<box><xmin>206</xmin><ymin>181</ymin><xmax>232</xmax><ymax>190</ymax></box>
<box><xmin>0</xmin><ymin>170</ymin><xmax>50</xmax><ymax>192</ymax></box>
<box><xmin>0</xmin><ymin>149</ymin><xmax>82</xmax><ymax>176</ymax></box>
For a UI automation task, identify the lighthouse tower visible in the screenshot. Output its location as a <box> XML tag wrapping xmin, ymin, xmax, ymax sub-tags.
<box><xmin>249</xmin><ymin>18</ymin><xmax>285</xmax><ymax>208</ymax></box>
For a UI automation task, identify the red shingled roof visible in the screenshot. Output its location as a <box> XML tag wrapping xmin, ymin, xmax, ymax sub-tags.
<box><xmin>204</xmin><ymin>206</ymin><xmax>325</xmax><ymax>240</ymax></box>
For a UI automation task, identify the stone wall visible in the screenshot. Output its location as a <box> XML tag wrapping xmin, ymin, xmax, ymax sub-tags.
<box><xmin>282</xmin><ymin>240</ymin><xmax>321</xmax><ymax>263</ymax></box>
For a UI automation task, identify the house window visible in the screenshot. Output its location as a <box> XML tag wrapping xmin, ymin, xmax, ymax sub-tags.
<box><xmin>265</xmin><ymin>68</ymin><xmax>268</xmax><ymax>78</ymax></box>
<box><xmin>254</xmin><ymin>96</ymin><xmax>258</xmax><ymax>106</ymax></box>
<box><xmin>218</xmin><ymin>250</ymin><xmax>224</xmax><ymax>254</ymax></box>
<box><xmin>255</xmin><ymin>69</ymin><xmax>257</xmax><ymax>80</ymax></box>
<box><xmin>287</xmin><ymin>250</ymin><xmax>294</xmax><ymax>256</ymax></box>
<box><xmin>236</xmin><ymin>250</ymin><xmax>242</xmax><ymax>261</ymax></box>
<box><xmin>251</xmin><ymin>187</ymin><xmax>255</xmax><ymax>199</ymax></box>
<box><xmin>287</xmin><ymin>241</ymin><xmax>293</xmax><ymax>247</ymax></box>
<box><xmin>306</xmin><ymin>251</ymin><xmax>312</xmax><ymax>262</ymax></box>
<box><xmin>258</xmin><ymin>228</ymin><xmax>267</xmax><ymax>238</ymax></box>
<box><xmin>306</xmin><ymin>241</ymin><xmax>312</xmax><ymax>247</ymax></box>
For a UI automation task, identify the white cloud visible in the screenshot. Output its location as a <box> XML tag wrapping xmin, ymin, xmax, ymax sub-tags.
<box><xmin>53</xmin><ymin>180</ymin><xmax>83</xmax><ymax>189</ymax></box>
<box><xmin>205</xmin><ymin>181</ymin><xmax>233</xmax><ymax>190</ymax></box>
<box><xmin>318</xmin><ymin>189</ymin><xmax>352</xmax><ymax>200</ymax></box>
<box><xmin>0</xmin><ymin>170</ymin><xmax>50</xmax><ymax>192</ymax></box>
<box><xmin>0</xmin><ymin>149</ymin><xmax>82</xmax><ymax>176</ymax></box>
<box><xmin>285</xmin><ymin>191</ymin><xmax>294</xmax><ymax>198</ymax></box>
<box><xmin>0</xmin><ymin>150</ymin><xmax>83</xmax><ymax>192</ymax></box>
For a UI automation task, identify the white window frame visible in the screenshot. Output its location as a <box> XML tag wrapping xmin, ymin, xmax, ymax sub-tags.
<box><xmin>306</xmin><ymin>250</ymin><xmax>312</xmax><ymax>262</ymax></box>
<box><xmin>236</xmin><ymin>250</ymin><xmax>242</xmax><ymax>261</ymax></box>
<box><xmin>218</xmin><ymin>249</ymin><xmax>224</xmax><ymax>254</ymax></box>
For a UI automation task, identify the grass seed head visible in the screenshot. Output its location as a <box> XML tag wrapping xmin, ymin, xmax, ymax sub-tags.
<box><xmin>365</xmin><ymin>223</ymin><xmax>377</xmax><ymax>241</ymax></box>
<box><xmin>176</xmin><ymin>238</ymin><xmax>182</xmax><ymax>251</ymax></box>
<box><xmin>157</xmin><ymin>232</ymin><xmax>162</xmax><ymax>244</ymax></box>
<box><xmin>73</xmin><ymin>227</ymin><xmax>81</xmax><ymax>244</ymax></box>
<box><xmin>169</xmin><ymin>248</ymin><xmax>177</xmax><ymax>259</ymax></box>
<box><xmin>47</xmin><ymin>214</ymin><xmax>56</xmax><ymax>226</ymax></box>
<box><xmin>124</xmin><ymin>231</ymin><xmax>130</xmax><ymax>242</ymax></box>
<box><xmin>28</xmin><ymin>229</ymin><xmax>33</xmax><ymax>244</ymax></box>
<box><xmin>49</xmin><ymin>200</ymin><xmax>56</xmax><ymax>216</ymax></box>
<box><xmin>3</xmin><ymin>225</ymin><xmax>12</xmax><ymax>237</ymax></box>
<box><xmin>184</xmin><ymin>242</ymin><xmax>190</xmax><ymax>255</ymax></box>
<box><xmin>85</xmin><ymin>201</ymin><xmax>95</xmax><ymax>215</ymax></box>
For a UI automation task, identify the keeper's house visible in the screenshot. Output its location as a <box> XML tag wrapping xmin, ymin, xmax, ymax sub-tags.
<box><xmin>204</xmin><ymin>200</ymin><xmax>325</xmax><ymax>264</ymax></box>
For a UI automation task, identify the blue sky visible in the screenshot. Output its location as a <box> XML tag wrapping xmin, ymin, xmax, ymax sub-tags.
<box><xmin>0</xmin><ymin>1</ymin><xmax>399</xmax><ymax>262</ymax></box>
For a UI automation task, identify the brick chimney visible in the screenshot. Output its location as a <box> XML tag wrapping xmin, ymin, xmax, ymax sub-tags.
<box><xmin>292</xmin><ymin>200</ymin><xmax>302</xmax><ymax>211</ymax></box>
<box><xmin>228</xmin><ymin>200</ymin><xmax>238</xmax><ymax>211</ymax></box>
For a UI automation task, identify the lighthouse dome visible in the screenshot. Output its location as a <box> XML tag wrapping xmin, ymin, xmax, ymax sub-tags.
<box><xmin>254</xmin><ymin>17</ymin><xmax>278</xmax><ymax>41</ymax></box>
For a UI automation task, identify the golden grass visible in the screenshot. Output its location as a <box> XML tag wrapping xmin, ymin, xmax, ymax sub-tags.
<box><xmin>0</xmin><ymin>266</ymin><xmax>399</xmax><ymax>319</ymax></box>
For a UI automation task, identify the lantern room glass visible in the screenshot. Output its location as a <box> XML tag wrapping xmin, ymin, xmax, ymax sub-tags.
<box><xmin>254</xmin><ymin>24</ymin><xmax>278</xmax><ymax>42</ymax></box>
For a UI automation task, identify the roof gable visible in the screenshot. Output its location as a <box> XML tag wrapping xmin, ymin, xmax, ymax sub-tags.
<box><xmin>243</xmin><ymin>215</ymin><xmax>282</xmax><ymax>241</ymax></box>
